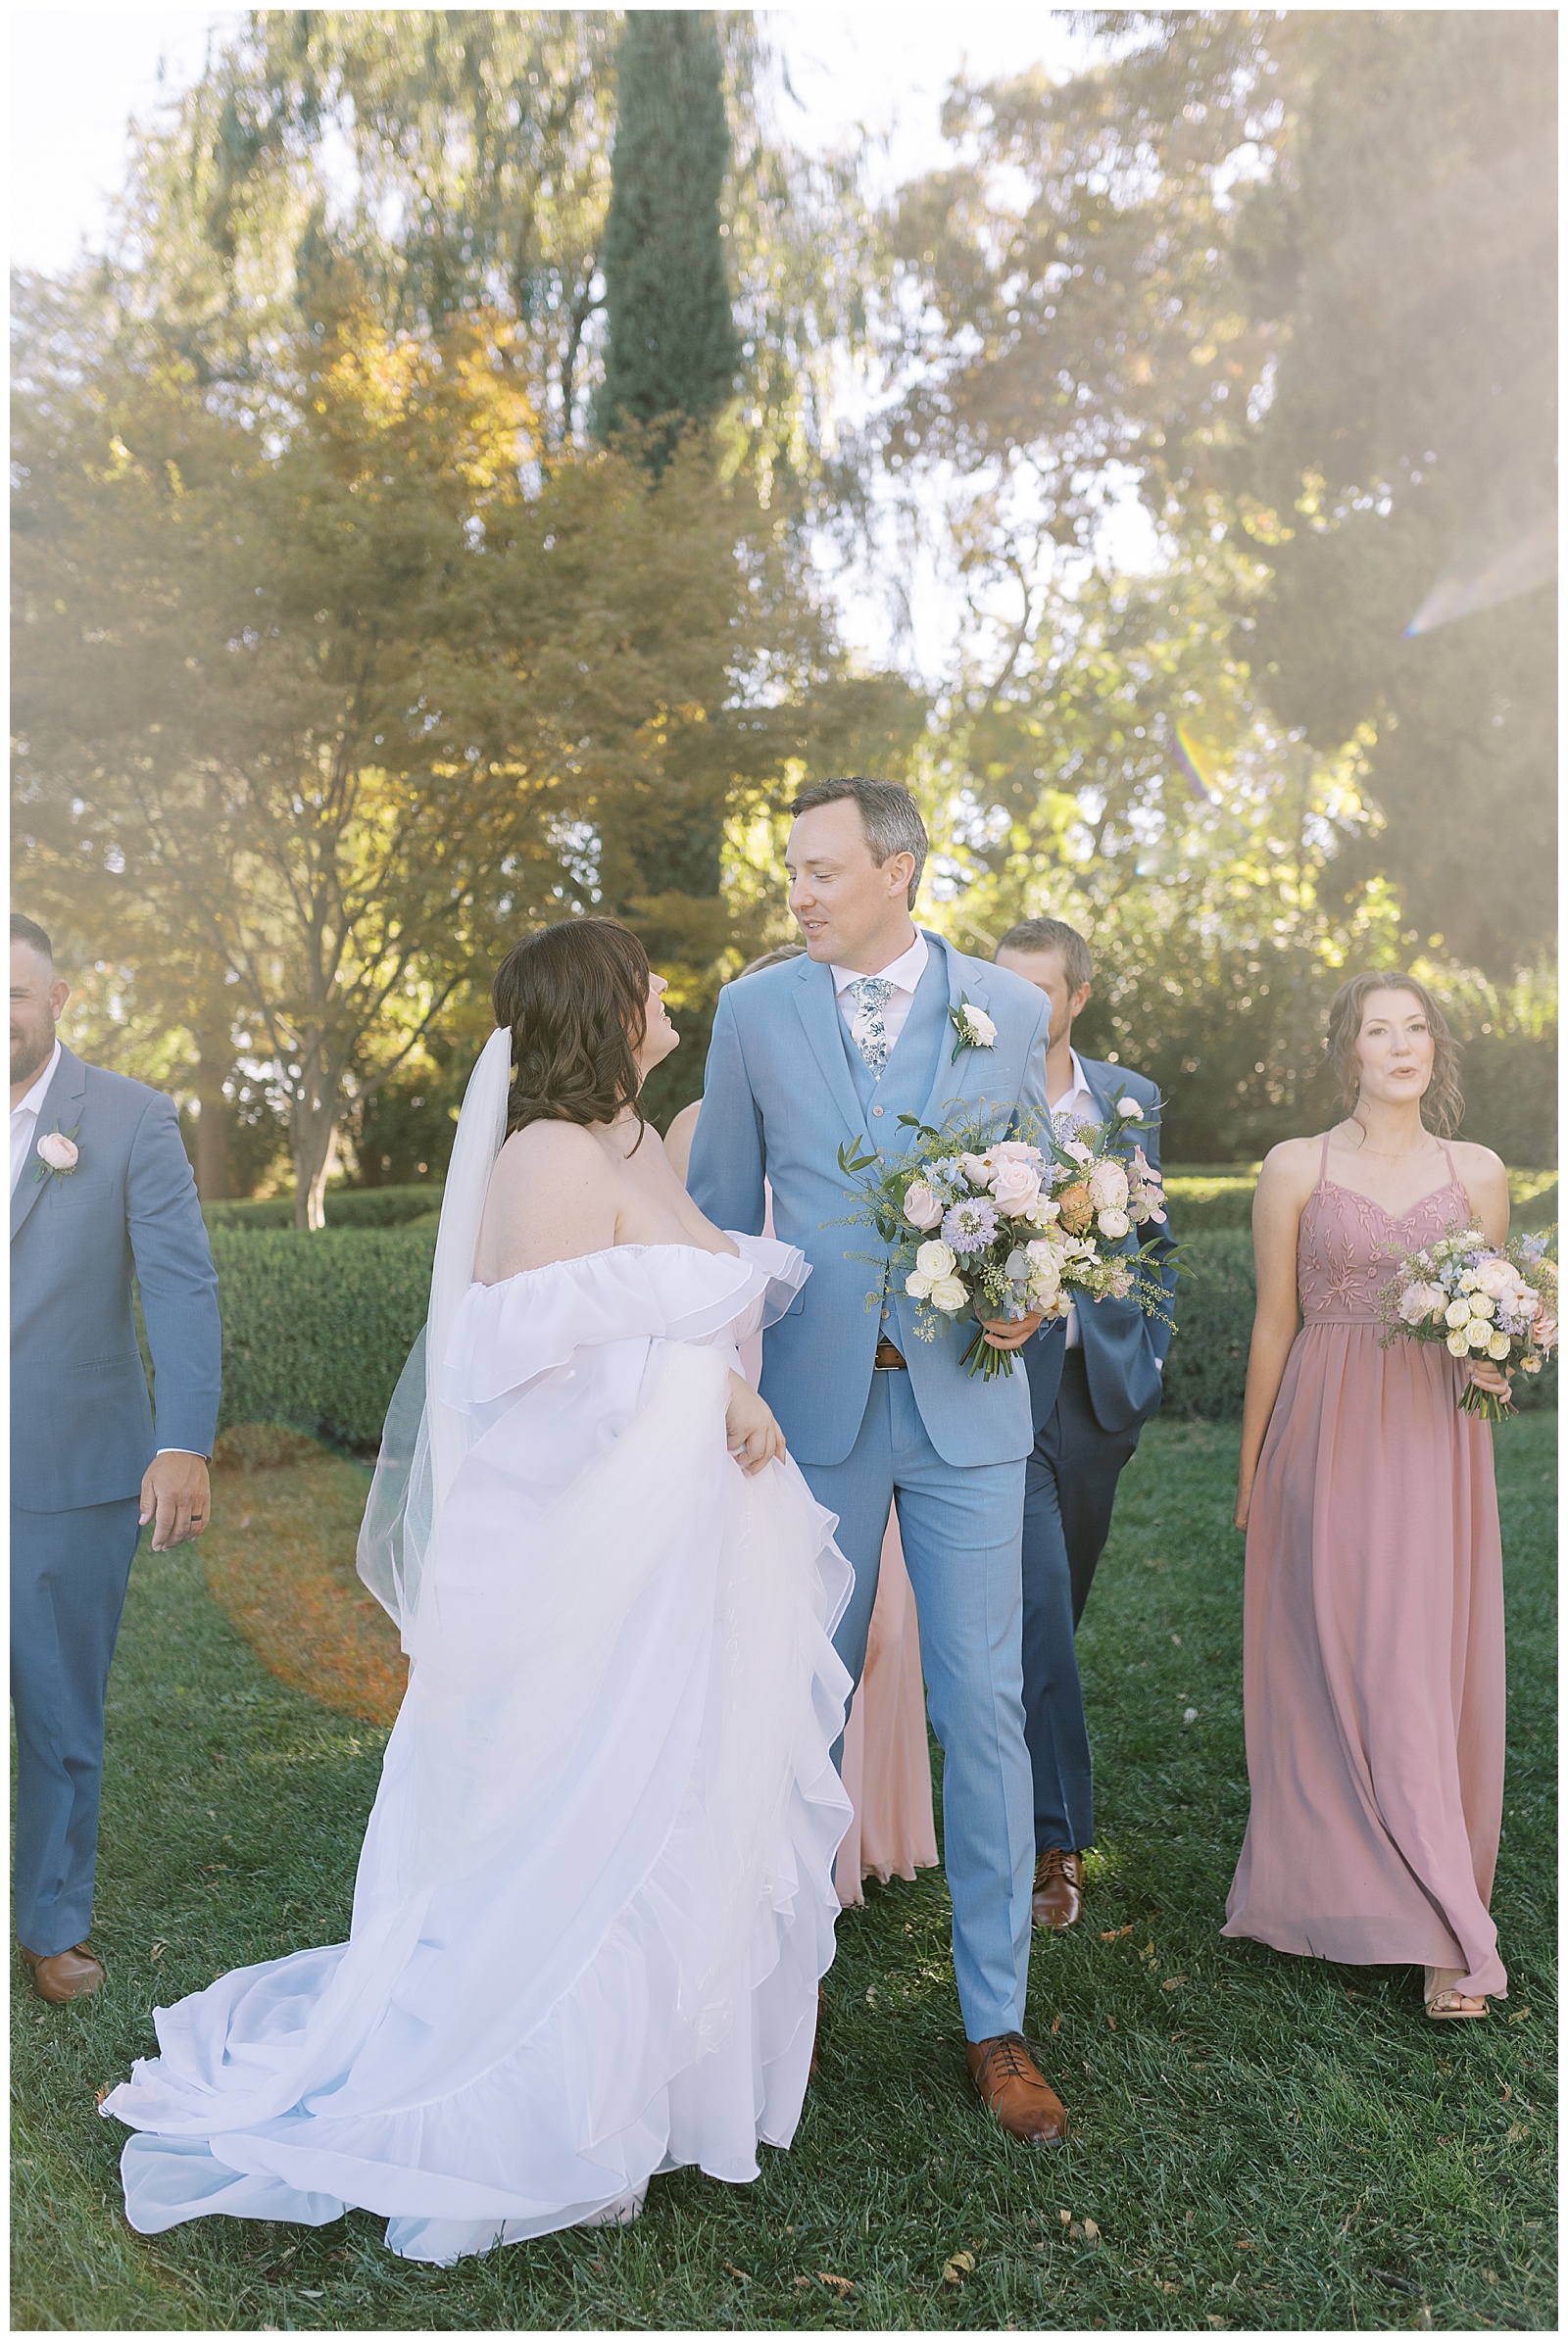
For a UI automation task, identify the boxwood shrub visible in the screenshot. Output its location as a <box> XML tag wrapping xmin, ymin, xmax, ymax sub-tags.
<box><xmin>211</xmin><ymin>1228</ymin><xmax>436</xmax><ymax>1449</ymax></box>
<box><xmin>201</xmin><ymin>1221</ymin><xmax>1552</xmax><ymax>1449</ymax></box>
<box><xmin>202</xmin><ymin>1184</ymin><xmax>442</xmax><ymax>1233</ymax></box>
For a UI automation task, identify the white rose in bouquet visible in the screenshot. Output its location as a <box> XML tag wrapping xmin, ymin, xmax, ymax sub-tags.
<box><xmin>1467</xmin><ymin>1320</ymin><xmax>1493</xmax><ymax>1349</ymax></box>
<box><xmin>1487</xmin><ymin>1329</ymin><xmax>1512</xmax><ymax>1360</ymax></box>
<box><xmin>1087</xmin><ymin>1160</ymin><xmax>1129</xmax><ymax>1213</ymax></box>
<box><xmin>1446</xmin><ymin>1328</ymin><xmax>1471</xmax><ymax>1355</ymax></box>
<box><xmin>1445</xmin><ymin>1298</ymin><xmax>1472</xmax><ymax>1330</ymax></box>
<box><xmin>928</xmin><ymin>1274</ymin><xmax>970</xmax><ymax>1312</ymax></box>
<box><xmin>1097</xmin><ymin>1207</ymin><xmax>1131</xmax><ymax>1241</ymax></box>
<box><xmin>914</xmin><ymin>1240</ymin><xmax>958</xmax><ymax>1282</ymax></box>
<box><xmin>903</xmin><ymin>1179</ymin><xmax>945</xmax><ymax>1231</ymax></box>
<box><xmin>1467</xmin><ymin>1293</ymin><xmax>1495</xmax><ymax>1322</ymax></box>
<box><xmin>991</xmin><ymin>1158</ymin><xmax>1044</xmax><ymax>1216</ymax></box>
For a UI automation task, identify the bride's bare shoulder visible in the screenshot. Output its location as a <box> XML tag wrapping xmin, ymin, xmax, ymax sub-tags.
<box><xmin>480</xmin><ymin>1119</ymin><xmax>618</xmax><ymax>1277</ymax></box>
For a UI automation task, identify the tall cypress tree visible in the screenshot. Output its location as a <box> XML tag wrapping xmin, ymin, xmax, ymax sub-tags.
<box><xmin>595</xmin><ymin>10</ymin><xmax>742</xmax><ymax>907</ymax></box>
<box><xmin>595</xmin><ymin>12</ymin><xmax>741</xmax><ymax>465</ymax></box>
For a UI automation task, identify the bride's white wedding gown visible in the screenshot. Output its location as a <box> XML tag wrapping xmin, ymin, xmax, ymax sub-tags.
<box><xmin>103</xmin><ymin>1235</ymin><xmax>853</xmax><ymax>2265</ymax></box>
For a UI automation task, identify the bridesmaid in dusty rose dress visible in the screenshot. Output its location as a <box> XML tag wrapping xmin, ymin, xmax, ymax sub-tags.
<box><xmin>1226</xmin><ymin>973</ymin><xmax>1513</xmax><ymax>2020</ymax></box>
<box><xmin>666</xmin><ymin>953</ymin><xmax>939</xmax><ymax>1904</ymax></box>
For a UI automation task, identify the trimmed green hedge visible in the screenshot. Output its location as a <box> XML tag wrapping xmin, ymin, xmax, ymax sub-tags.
<box><xmin>212</xmin><ymin>1228</ymin><xmax>436</xmax><ymax>1448</ymax></box>
<box><xmin>206</xmin><ymin>1221</ymin><xmax>1554</xmax><ymax>1448</ymax></box>
<box><xmin>202</xmin><ymin>1184</ymin><xmax>442</xmax><ymax>1232</ymax></box>
<box><xmin>1161</xmin><ymin>1166</ymin><xmax>1558</xmax><ymax>1235</ymax></box>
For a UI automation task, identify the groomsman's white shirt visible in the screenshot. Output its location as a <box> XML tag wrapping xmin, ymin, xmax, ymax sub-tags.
<box><xmin>830</xmin><ymin>931</ymin><xmax>929</xmax><ymax>1052</ymax></box>
<box><xmin>1054</xmin><ymin>1049</ymin><xmax>1098</xmax><ymax>1351</ymax></box>
<box><xmin>10</xmin><ymin>1039</ymin><xmax>60</xmax><ymax>1195</ymax></box>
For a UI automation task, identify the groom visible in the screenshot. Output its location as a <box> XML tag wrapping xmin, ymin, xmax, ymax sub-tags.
<box><xmin>690</xmin><ymin>779</ymin><xmax>1067</xmax><ymax>2142</ymax></box>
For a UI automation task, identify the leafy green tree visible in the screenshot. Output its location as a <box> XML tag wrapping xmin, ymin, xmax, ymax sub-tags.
<box><xmin>12</xmin><ymin>278</ymin><xmax>811</xmax><ymax>1221</ymax></box>
<box><xmin>1239</xmin><ymin>9</ymin><xmax>1556</xmax><ymax>974</ymax></box>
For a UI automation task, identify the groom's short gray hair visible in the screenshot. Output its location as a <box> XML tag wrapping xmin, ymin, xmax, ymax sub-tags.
<box><xmin>788</xmin><ymin>778</ymin><xmax>927</xmax><ymax>908</ymax></box>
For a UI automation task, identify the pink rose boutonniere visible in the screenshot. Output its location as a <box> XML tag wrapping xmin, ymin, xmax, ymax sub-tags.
<box><xmin>34</xmin><ymin>1122</ymin><xmax>81</xmax><ymax>1185</ymax></box>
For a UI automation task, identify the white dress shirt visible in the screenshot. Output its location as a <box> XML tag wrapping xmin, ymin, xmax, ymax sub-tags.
<box><xmin>1052</xmin><ymin>1049</ymin><xmax>1098</xmax><ymax>1351</ymax></box>
<box><xmin>10</xmin><ymin>1039</ymin><xmax>61</xmax><ymax>1196</ymax></box>
<box><xmin>830</xmin><ymin>930</ymin><xmax>929</xmax><ymax>1056</ymax></box>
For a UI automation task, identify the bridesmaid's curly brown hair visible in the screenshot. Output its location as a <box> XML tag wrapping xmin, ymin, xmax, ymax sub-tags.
<box><xmin>1326</xmin><ymin>972</ymin><xmax>1465</xmax><ymax>1138</ymax></box>
<box><xmin>492</xmin><ymin>918</ymin><xmax>651</xmax><ymax>1141</ymax></box>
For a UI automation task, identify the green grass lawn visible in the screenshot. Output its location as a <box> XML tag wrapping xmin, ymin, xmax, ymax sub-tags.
<box><xmin>13</xmin><ymin>1415</ymin><xmax>1556</xmax><ymax>2332</ymax></box>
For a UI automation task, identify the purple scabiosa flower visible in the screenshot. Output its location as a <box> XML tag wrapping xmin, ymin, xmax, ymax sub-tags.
<box><xmin>942</xmin><ymin>1197</ymin><xmax>999</xmax><ymax>1255</ymax></box>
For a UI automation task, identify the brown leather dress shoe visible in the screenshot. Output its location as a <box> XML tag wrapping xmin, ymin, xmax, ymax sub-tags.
<box><xmin>965</xmin><ymin>2031</ymin><xmax>1068</xmax><ymax>2144</ymax></box>
<box><xmin>21</xmin><ymin>1942</ymin><xmax>106</xmax><ymax>2004</ymax></box>
<box><xmin>1031</xmin><ymin>1846</ymin><xmax>1085</xmax><ymax>1930</ymax></box>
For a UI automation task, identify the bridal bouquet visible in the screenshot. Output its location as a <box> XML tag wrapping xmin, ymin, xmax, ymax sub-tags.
<box><xmin>1377</xmin><ymin>1224</ymin><xmax>1559</xmax><ymax>1420</ymax></box>
<box><xmin>838</xmin><ymin>1097</ymin><xmax>1175</xmax><ymax>1380</ymax></box>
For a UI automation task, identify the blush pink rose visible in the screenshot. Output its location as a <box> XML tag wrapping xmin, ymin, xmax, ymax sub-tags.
<box><xmin>991</xmin><ymin>1158</ymin><xmax>1044</xmax><ymax>1216</ymax></box>
<box><xmin>37</xmin><ymin>1132</ymin><xmax>78</xmax><ymax>1172</ymax></box>
<box><xmin>903</xmin><ymin>1179</ymin><xmax>945</xmax><ymax>1231</ymax></box>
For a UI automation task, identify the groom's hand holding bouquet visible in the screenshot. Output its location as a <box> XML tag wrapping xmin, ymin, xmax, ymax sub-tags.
<box><xmin>840</xmin><ymin>1089</ymin><xmax>1175</xmax><ymax>1379</ymax></box>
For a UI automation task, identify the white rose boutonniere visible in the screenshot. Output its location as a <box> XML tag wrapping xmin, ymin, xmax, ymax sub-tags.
<box><xmin>34</xmin><ymin>1122</ymin><xmax>81</xmax><ymax>1185</ymax></box>
<box><xmin>948</xmin><ymin>996</ymin><xmax>998</xmax><ymax>1064</ymax></box>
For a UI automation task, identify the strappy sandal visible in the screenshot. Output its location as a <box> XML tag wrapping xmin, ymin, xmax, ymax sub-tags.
<box><xmin>1424</xmin><ymin>1967</ymin><xmax>1488</xmax><ymax>2020</ymax></box>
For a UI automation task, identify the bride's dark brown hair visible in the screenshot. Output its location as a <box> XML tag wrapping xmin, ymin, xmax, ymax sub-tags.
<box><xmin>1325</xmin><ymin>971</ymin><xmax>1464</xmax><ymax>1138</ymax></box>
<box><xmin>492</xmin><ymin>917</ymin><xmax>651</xmax><ymax>1141</ymax></box>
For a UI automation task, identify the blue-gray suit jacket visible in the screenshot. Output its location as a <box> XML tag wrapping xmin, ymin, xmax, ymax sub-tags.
<box><xmin>688</xmin><ymin>931</ymin><xmax>1053</xmax><ymax>1470</ymax></box>
<box><xmin>1022</xmin><ymin>1055</ymin><xmax>1177</xmax><ymax>1439</ymax></box>
<box><xmin>11</xmin><ymin>1045</ymin><xmax>221</xmax><ymax>1512</ymax></box>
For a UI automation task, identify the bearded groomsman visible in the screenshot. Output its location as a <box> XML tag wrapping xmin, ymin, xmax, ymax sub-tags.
<box><xmin>11</xmin><ymin>913</ymin><xmax>221</xmax><ymax>2002</ymax></box>
<box><xmin>994</xmin><ymin>917</ymin><xmax>1177</xmax><ymax>1931</ymax></box>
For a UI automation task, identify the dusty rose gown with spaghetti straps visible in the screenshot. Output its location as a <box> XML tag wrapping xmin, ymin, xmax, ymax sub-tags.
<box><xmin>1223</xmin><ymin>1138</ymin><xmax>1507</xmax><ymax>1999</ymax></box>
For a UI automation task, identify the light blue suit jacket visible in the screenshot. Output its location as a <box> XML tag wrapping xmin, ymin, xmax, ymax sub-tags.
<box><xmin>688</xmin><ymin>931</ymin><xmax>1053</xmax><ymax>1469</ymax></box>
<box><xmin>11</xmin><ymin>1044</ymin><xmax>221</xmax><ymax>1512</ymax></box>
<box><xmin>1022</xmin><ymin>1055</ymin><xmax>1177</xmax><ymax>1438</ymax></box>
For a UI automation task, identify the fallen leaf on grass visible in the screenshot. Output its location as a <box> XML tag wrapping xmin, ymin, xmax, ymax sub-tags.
<box><xmin>1059</xmin><ymin>2210</ymin><xmax>1071</xmax><ymax>2225</ymax></box>
<box><xmin>1105</xmin><ymin>2015</ymin><xmax>1116</xmax><ymax>2029</ymax></box>
<box><xmin>1234</xmin><ymin>2237</ymin><xmax>1253</xmax><ymax>2251</ymax></box>
<box><xmin>817</xmin><ymin>2273</ymin><xmax>855</xmax><ymax>2295</ymax></box>
<box><xmin>1081</xmin><ymin>2219</ymin><xmax>1101</xmax><ymax>2246</ymax></box>
<box><xmin>1506</xmin><ymin>2122</ymin><xmax>1531</xmax><ymax>2143</ymax></box>
<box><xmin>1508</xmin><ymin>2007</ymin><xmax>1532</xmax><ymax>2024</ymax></box>
<box><xmin>1051</xmin><ymin>2013</ymin><xmax>1062</xmax><ymax>2034</ymax></box>
<box><xmin>1161</xmin><ymin>1976</ymin><xmax>1187</xmax><ymax>1991</ymax></box>
<box><xmin>943</xmin><ymin>2253</ymin><xmax>975</xmax><ymax>2285</ymax></box>
<box><xmin>793</xmin><ymin>2274</ymin><xmax>812</xmax><ymax>2290</ymax></box>
<box><xmin>95</xmin><ymin>2083</ymin><xmax>113</xmax><ymax>2106</ymax></box>
<box><xmin>722</xmin><ymin>2263</ymin><xmax>751</xmax><ymax>2284</ymax></box>
<box><xmin>1101</xmin><ymin>1926</ymin><xmax>1134</xmax><ymax>1942</ymax></box>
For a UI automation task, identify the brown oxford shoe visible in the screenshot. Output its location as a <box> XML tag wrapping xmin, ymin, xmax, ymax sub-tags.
<box><xmin>1031</xmin><ymin>1846</ymin><xmax>1085</xmax><ymax>1930</ymax></box>
<box><xmin>21</xmin><ymin>1941</ymin><xmax>106</xmax><ymax>2005</ymax></box>
<box><xmin>965</xmin><ymin>2031</ymin><xmax>1068</xmax><ymax>2145</ymax></box>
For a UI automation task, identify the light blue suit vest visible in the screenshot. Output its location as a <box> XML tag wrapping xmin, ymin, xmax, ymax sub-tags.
<box><xmin>689</xmin><ymin>931</ymin><xmax>1053</xmax><ymax>1469</ymax></box>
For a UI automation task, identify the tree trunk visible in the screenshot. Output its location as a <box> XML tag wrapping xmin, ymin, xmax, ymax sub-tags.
<box><xmin>291</xmin><ymin>1049</ymin><xmax>342</xmax><ymax>1231</ymax></box>
<box><xmin>193</xmin><ymin>1046</ymin><xmax>232</xmax><ymax>1202</ymax></box>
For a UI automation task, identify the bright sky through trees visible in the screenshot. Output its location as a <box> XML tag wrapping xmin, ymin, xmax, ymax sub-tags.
<box><xmin>7</xmin><ymin>6</ymin><xmax>1155</xmax><ymax>668</ymax></box>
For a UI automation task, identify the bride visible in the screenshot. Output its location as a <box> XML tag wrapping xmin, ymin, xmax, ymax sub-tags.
<box><xmin>102</xmin><ymin>917</ymin><xmax>854</xmax><ymax>2266</ymax></box>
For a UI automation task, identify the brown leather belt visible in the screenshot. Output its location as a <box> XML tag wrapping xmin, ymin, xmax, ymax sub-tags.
<box><xmin>873</xmin><ymin>1337</ymin><xmax>907</xmax><ymax>1371</ymax></box>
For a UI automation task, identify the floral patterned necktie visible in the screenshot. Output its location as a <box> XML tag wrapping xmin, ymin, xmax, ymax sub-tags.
<box><xmin>849</xmin><ymin>976</ymin><xmax>897</xmax><ymax>1075</ymax></box>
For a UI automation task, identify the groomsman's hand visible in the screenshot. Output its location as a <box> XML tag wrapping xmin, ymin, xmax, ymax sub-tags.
<box><xmin>978</xmin><ymin>1308</ymin><xmax>1045</xmax><ymax>1352</ymax></box>
<box><xmin>139</xmin><ymin>1452</ymin><xmax>212</xmax><ymax>1550</ymax></box>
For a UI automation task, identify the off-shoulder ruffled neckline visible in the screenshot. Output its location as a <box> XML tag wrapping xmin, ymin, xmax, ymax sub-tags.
<box><xmin>471</xmin><ymin>1237</ymin><xmax>760</xmax><ymax>1298</ymax></box>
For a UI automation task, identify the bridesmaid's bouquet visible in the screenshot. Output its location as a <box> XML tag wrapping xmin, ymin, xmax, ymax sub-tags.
<box><xmin>838</xmin><ymin>1097</ymin><xmax>1175</xmax><ymax>1380</ymax></box>
<box><xmin>1377</xmin><ymin>1225</ymin><xmax>1559</xmax><ymax>1420</ymax></box>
